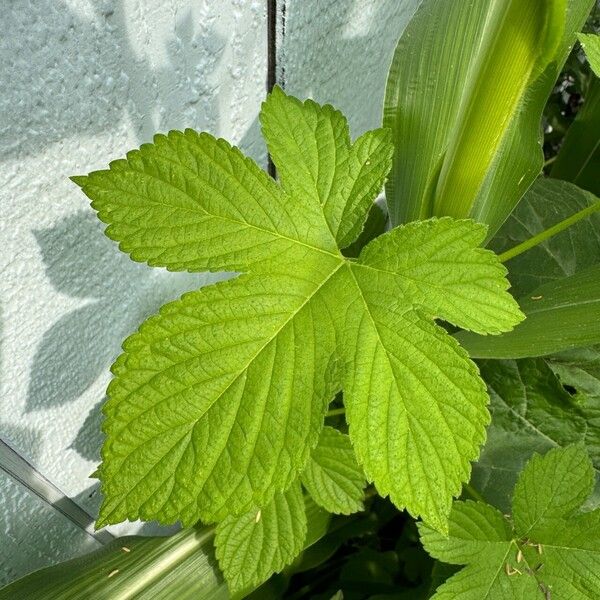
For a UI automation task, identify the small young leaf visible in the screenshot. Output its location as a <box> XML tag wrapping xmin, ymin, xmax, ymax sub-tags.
<box><xmin>512</xmin><ymin>445</ymin><xmax>594</xmax><ymax>538</ymax></box>
<box><xmin>420</xmin><ymin>502</ymin><xmax>534</xmax><ymax>600</ymax></box>
<box><xmin>421</xmin><ymin>445</ymin><xmax>600</xmax><ymax>599</ymax></box>
<box><xmin>215</xmin><ymin>481</ymin><xmax>307</xmax><ymax>594</ymax></box>
<box><xmin>301</xmin><ymin>426</ymin><xmax>365</xmax><ymax>515</ymax></box>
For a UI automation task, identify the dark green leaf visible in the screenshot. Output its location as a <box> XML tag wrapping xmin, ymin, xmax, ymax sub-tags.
<box><xmin>551</xmin><ymin>78</ymin><xmax>600</xmax><ymax>196</ymax></box>
<box><xmin>472</xmin><ymin>359</ymin><xmax>600</xmax><ymax>512</ymax></box>
<box><xmin>457</xmin><ymin>264</ymin><xmax>600</xmax><ymax>358</ymax></box>
<box><xmin>490</xmin><ymin>178</ymin><xmax>600</xmax><ymax>296</ymax></box>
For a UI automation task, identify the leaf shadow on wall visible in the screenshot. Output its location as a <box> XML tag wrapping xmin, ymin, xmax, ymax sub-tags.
<box><xmin>26</xmin><ymin>211</ymin><xmax>171</xmax><ymax>414</ymax></box>
<box><xmin>279</xmin><ymin>0</ymin><xmax>420</xmax><ymax>135</ymax></box>
<box><xmin>10</xmin><ymin>0</ymin><xmax>261</xmax><ymax>460</ymax></box>
<box><xmin>0</xmin><ymin>0</ymin><xmax>265</xmax><ymax>161</ymax></box>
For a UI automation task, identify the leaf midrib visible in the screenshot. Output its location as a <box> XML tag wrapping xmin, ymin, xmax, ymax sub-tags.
<box><xmin>95</xmin><ymin>175</ymin><xmax>341</xmax><ymax>262</ymax></box>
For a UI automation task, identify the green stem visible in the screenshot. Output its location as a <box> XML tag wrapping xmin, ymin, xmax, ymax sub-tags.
<box><xmin>326</xmin><ymin>407</ymin><xmax>345</xmax><ymax>417</ymax></box>
<box><xmin>498</xmin><ymin>199</ymin><xmax>600</xmax><ymax>263</ymax></box>
<box><xmin>462</xmin><ymin>483</ymin><xmax>486</xmax><ymax>503</ymax></box>
<box><xmin>543</xmin><ymin>155</ymin><xmax>557</xmax><ymax>168</ymax></box>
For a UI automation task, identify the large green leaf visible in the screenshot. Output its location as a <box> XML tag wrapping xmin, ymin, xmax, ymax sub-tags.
<box><xmin>457</xmin><ymin>264</ymin><xmax>600</xmax><ymax>358</ymax></box>
<box><xmin>472</xmin><ymin>358</ymin><xmax>600</xmax><ymax>512</ymax></box>
<box><xmin>0</xmin><ymin>526</ymin><xmax>227</xmax><ymax>600</ymax></box>
<box><xmin>75</xmin><ymin>88</ymin><xmax>522</xmax><ymax>533</ymax></box>
<box><xmin>384</xmin><ymin>0</ymin><xmax>594</xmax><ymax>236</ymax></box>
<box><xmin>551</xmin><ymin>77</ymin><xmax>600</xmax><ymax>196</ymax></box>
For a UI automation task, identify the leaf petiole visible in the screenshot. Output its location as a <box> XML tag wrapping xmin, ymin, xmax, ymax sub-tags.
<box><xmin>326</xmin><ymin>407</ymin><xmax>346</xmax><ymax>418</ymax></box>
<box><xmin>498</xmin><ymin>199</ymin><xmax>600</xmax><ymax>263</ymax></box>
<box><xmin>462</xmin><ymin>483</ymin><xmax>486</xmax><ymax>503</ymax></box>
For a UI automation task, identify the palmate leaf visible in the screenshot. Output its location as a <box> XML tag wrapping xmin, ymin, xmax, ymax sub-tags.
<box><xmin>421</xmin><ymin>445</ymin><xmax>600</xmax><ymax>599</ymax></box>
<box><xmin>73</xmin><ymin>87</ymin><xmax>522</xmax><ymax>533</ymax></box>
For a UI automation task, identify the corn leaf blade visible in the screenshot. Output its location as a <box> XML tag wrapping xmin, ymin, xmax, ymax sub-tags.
<box><xmin>384</xmin><ymin>0</ymin><xmax>594</xmax><ymax>236</ymax></box>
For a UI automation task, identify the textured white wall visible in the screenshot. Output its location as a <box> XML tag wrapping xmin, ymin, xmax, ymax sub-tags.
<box><xmin>0</xmin><ymin>0</ymin><xmax>266</xmax><ymax>584</ymax></box>
<box><xmin>1</xmin><ymin>0</ymin><xmax>418</xmax><ymax>587</ymax></box>
<box><xmin>0</xmin><ymin>471</ymin><xmax>101</xmax><ymax>586</ymax></box>
<box><xmin>277</xmin><ymin>0</ymin><xmax>420</xmax><ymax>136</ymax></box>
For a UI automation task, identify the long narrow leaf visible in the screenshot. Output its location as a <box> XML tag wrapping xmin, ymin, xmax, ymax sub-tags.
<box><xmin>456</xmin><ymin>264</ymin><xmax>600</xmax><ymax>358</ymax></box>
<box><xmin>0</xmin><ymin>527</ymin><xmax>227</xmax><ymax>600</ymax></box>
<box><xmin>384</xmin><ymin>0</ymin><xmax>594</xmax><ymax>236</ymax></box>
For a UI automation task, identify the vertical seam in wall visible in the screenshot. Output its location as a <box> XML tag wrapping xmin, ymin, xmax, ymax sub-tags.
<box><xmin>266</xmin><ymin>0</ymin><xmax>278</xmax><ymax>177</ymax></box>
<box><xmin>267</xmin><ymin>0</ymin><xmax>277</xmax><ymax>94</ymax></box>
<box><xmin>278</xmin><ymin>0</ymin><xmax>287</xmax><ymax>89</ymax></box>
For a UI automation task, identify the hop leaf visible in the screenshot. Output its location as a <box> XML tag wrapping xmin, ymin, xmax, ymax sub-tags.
<box><xmin>215</xmin><ymin>481</ymin><xmax>307</xmax><ymax>594</ymax></box>
<box><xmin>73</xmin><ymin>86</ymin><xmax>523</xmax><ymax>531</ymax></box>
<box><xmin>420</xmin><ymin>445</ymin><xmax>600</xmax><ymax>598</ymax></box>
<box><xmin>301</xmin><ymin>426</ymin><xmax>366</xmax><ymax>515</ymax></box>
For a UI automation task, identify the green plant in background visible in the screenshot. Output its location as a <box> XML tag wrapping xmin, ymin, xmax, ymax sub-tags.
<box><xmin>3</xmin><ymin>1</ymin><xmax>600</xmax><ymax>599</ymax></box>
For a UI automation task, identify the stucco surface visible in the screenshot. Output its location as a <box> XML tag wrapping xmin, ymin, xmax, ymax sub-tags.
<box><xmin>277</xmin><ymin>0</ymin><xmax>420</xmax><ymax>136</ymax></box>
<box><xmin>0</xmin><ymin>471</ymin><xmax>101</xmax><ymax>587</ymax></box>
<box><xmin>1</xmin><ymin>0</ymin><xmax>418</xmax><ymax>587</ymax></box>
<box><xmin>1</xmin><ymin>0</ymin><xmax>266</xmax><ymax>583</ymax></box>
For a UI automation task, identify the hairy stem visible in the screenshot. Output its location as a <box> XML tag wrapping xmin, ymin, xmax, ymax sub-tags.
<box><xmin>499</xmin><ymin>199</ymin><xmax>600</xmax><ymax>263</ymax></box>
